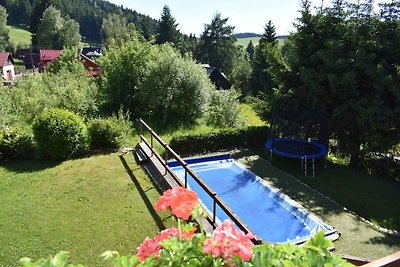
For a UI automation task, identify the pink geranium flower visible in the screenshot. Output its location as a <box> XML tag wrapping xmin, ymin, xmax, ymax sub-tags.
<box><xmin>155</xmin><ymin>187</ymin><xmax>199</xmax><ymax>220</ymax></box>
<box><xmin>156</xmin><ymin>226</ymin><xmax>197</xmax><ymax>242</ymax></box>
<box><xmin>136</xmin><ymin>237</ymin><xmax>161</xmax><ymax>262</ymax></box>
<box><xmin>203</xmin><ymin>220</ymin><xmax>254</xmax><ymax>265</ymax></box>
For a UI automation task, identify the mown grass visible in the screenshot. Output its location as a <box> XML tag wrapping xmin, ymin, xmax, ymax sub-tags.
<box><xmin>0</xmin><ymin>153</ymin><xmax>175</xmax><ymax>266</ymax></box>
<box><xmin>7</xmin><ymin>26</ymin><xmax>31</xmax><ymax>47</ymax></box>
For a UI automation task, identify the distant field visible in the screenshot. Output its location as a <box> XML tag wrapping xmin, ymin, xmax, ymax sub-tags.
<box><xmin>236</xmin><ymin>36</ymin><xmax>287</xmax><ymax>47</ymax></box>
<box><xmin>7</xmin><ymin>26</ymin><xmax>31</xmax><ymax>47</ymax></box>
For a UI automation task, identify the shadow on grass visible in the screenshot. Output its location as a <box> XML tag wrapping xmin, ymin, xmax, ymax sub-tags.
<box><xmin>0</xmin><ymin>159</ymin><xmax>61</xmax><ymax>173</ymax></box>
<box><xmin>119</xmin><ymin>154</ymin><xmax>166</xmax><ymax>231</ymax></box>
<box><xmin>366</xmin><ymin>234</ymin><xmax>400</xmax><ymax>246</ymax></box>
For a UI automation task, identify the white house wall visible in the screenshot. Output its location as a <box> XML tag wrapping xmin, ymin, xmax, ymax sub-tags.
<box><xmin>2</xmin><ymin>64</ymin><xmax>15</xmax><ymax>81</ymax></box>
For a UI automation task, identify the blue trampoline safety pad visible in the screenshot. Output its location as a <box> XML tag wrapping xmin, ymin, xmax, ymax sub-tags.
<box><xmin>265</xmin><ymin>138</ymin><xmax>327</xmax><ymax>159</ymax></box>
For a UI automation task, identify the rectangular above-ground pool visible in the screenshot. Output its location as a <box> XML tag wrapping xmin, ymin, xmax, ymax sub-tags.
<box><xmin>168</xmin><ymin>154</ymin><xmax>337</xmax><ymax>244</ymax></box>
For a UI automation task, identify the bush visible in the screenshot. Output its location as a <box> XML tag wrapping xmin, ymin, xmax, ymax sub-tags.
<box><xmin>205</xmin><ymin>90</ymin><xmax>242</xmax><ymax>128</ymax></box>
<box><xmin>88</xmin><ymin>111</ymin><xmax>132</xmax><ymax>150</ymax></box>
<box><xmin>169</xmin><ymin>126</ymin><xmax>269</xmax><ymax>154</ymax></box>
<box><xmin>32</xmin><ymin>109</ymin><xmax>90</xmax><ymax>160</ymax></box>
<box><xmin>0</xmin><ymin>127</ymin><xmax>34</xmax><ymax>161</ymax></box>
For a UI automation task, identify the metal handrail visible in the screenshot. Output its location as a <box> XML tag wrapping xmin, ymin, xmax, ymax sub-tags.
<box><xmin>139</xmin><ymin>119</ymin><xmax>262</xmax><ymax>244</ymax></box>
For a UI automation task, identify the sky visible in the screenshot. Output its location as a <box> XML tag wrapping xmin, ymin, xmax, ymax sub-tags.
<box><xmin>107</xmin><ymin>0</ymin><xmax>390</xmax><ymax>36</ymax></box>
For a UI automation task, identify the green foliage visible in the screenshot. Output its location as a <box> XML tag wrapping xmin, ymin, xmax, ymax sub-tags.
<box><xmin>88</xmin><ymin>111</ymin><xmax>132</xmax><ymax>150</ymax></box>
<box><xmin>246</xmin><ymin>41</ymin><xmax>255</xmax><ymax>61</ymax></box>
<box><xmin>156</xmin><ymin>5</ymin><xmax>181</xmax><ymax>46</ymax></box>
<box><xmin>139</xmin><ymin>45</ymin><xmax>213</xmax><ymax>123</ymax></box>
<box><xmin>99</xmin><ymin>40</ymin><xmax>213</xmax><ymax>123</ymax></box>
<box><xmin>0</xmin><ymin>5</ymin><xmax>10</xmax><ymax>51</ymax></box>
<box><xmin>98</xmin><ymin>35</ymin><xmax>155</xmax><ymax>114</ymax></box>
<box><xmin>0</xmin><ymin>126</ymin><xmax>34</xmax><ymax>161</ymax></box>
<box><xmin>196</xmin><ymin>13</ymin><xmax>237</xmax><ymax>74</ymax></box>
<box><xmin>265</xmin><ymin>0</ymin><xmax>400</xmax><ymax>167</ymax></box>
<box><xmin>46</xmin><ymin>47</ymin><xmax>85</xmax><ymax>74</ymax></box>
<box><xmin>102</xmin><ymin>13</ymin><xmax>137</xmax><ymax>47</ymax></box>
<box><xmin>0</xmin><ymin>68</ymin><xmax>99</xmax><ymax>127</ymax></box>
<box><xmin>36</xmin><ymin>6</ymin><xmax>81</xmax><ymax>49</ymax></box>
<box><xmin>32</xmin><ymin>108</ymin><xmax>90</xmax><ymax>160</ymax></box>
<box><xmin>230</xmin><ymin>48</ymin><xmax>252</xmax><ymax>94</ymax></box>
<box><xmin>250</xmin><ymin>20</ymin><xmax>278</xmax><ymax>96</ymax></box>
<box><xmin>206</xmin><ymin>90</ymin><xmax>242</xmax><ymax>128</ymax></box>
<box><xmin>169</xmin><ymin>125</ymin><xmax>269</xmax><ymax>154</ymax></box>
<box><xmin>20</xmin><ymin>251</ymin><xmax>84</xmax><ymax>267</ymax></box>
<box><xmin>252</xmin><ymin>232</ymin><xmax>352</xmax><ymax>266</ymax></box>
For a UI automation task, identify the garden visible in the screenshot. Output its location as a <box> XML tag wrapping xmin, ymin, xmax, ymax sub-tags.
<box><xmin>1</xmin><ymin>1</ymin><xmax>400</xmax><ymax>265</ymax></box>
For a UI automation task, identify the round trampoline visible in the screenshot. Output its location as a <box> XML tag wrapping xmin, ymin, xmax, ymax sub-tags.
<box><xmin>265</xmin><ymin>138</ymin><xmax>327</xmax><ymax>159</ymax></box>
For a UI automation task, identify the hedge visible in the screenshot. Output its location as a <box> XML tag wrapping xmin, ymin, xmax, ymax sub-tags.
<box><xmin>169</xmin><ymin>126</ymin><xmax>269</xmax><ymax>154</ymax></box>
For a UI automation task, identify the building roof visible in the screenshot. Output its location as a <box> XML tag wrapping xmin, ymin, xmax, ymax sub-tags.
<box><xmin>0</xmin><ymin>52</ymin><xmax>13</xmax><ymax>68</ymax></box>
<box><xmin>40</xmin><ymin>50</ymin><xmax>62</xmax><ymax>61</ymax></box>
<box><xmin>82</xmin><ymin>47</ymin><xmax>102</xmax><ymax>57</ymax></box>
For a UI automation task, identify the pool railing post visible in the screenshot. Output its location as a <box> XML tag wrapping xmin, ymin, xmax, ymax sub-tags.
<box><xmin>184</xmin><ymin>169</ymin><xmax>188</xmax><ymax>188</ymax></box>
<box><xmin>212</xmin><ymin>193</ymin><xmax>217</xmax><ymax>225</ymax></box>
<box><xmin>164</xmin><ymin>150</ymin><xmax>168</xmax><ymax>175</ymax></box>
<box><xmin>150</xmin><ymin>135</ymin><xmax>154</xmax><ymax>157</ymax></box>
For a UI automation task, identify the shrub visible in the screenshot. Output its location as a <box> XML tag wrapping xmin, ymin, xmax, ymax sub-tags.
<box><xmin>205</xmin><ymin>89</ymin><xmax>242</xmax><ymax>128</ymax></box>
<box><xmin>32</xmin><ymin>108</ymin><xmax>90</xmax><ymax>160</ymax></box>
<box><xmin>88</xmin><ymin>111</ymin><xmax>132</xmax><ymax>150</ymax></box>
<box><xmin>0</xmin><ymin>127</ymin><xmax>34</xmax><ymax>161</ymax></box>
<box><xmin>169</xmin><ymin>126</ymin><xmax>269</xmax><ymax>154</ymax></box>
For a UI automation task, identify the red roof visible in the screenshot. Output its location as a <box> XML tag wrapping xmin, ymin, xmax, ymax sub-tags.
<box><xmin>40</xmin><ymin>50</ymin><xmax>61</xmax><ymax>61</ymax></box>
<box><xmin>0</xmin><ymin>52</ymin><xmax>12</xmax><ymax>68</ymax></box>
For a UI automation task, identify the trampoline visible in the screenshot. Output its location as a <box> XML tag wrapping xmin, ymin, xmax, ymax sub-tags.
<box><xmin>265</xmin><ymin>114</ymin><xmax>329</xmax><ymax>177</ymax></box>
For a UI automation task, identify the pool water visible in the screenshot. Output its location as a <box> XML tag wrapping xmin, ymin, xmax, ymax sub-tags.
<box><xmin>168</xmin><ymin>155</ymin><xmax>336</xmax><ymax>244</ymax></box>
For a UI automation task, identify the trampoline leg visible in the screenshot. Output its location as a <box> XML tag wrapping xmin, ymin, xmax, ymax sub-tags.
<box><xmin>312</xmin><ymin>158</ymin><xmax>315</xmax><ymax>178</ymax></box>
<box><xmin>304</xmin><ymin>157</ymin><xmax>307</xmax><ymax>177</ymax></box>
<box><xmin>301</xmin><ymin>157</ymin><xmax>304</xmax><ymax>171</ymax></box>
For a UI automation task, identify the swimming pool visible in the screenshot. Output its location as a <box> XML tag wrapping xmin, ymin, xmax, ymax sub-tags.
<box><xmin>168</xmin><ymin>154</ymin><xmax>337</xmax><ymax>244</ymax></box>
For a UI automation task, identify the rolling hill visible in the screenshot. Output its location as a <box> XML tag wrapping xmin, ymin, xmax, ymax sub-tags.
<box><xmin>7</xmin><ymin>26</ymin><xmax>32</xmax><ymax>48</ymax></box>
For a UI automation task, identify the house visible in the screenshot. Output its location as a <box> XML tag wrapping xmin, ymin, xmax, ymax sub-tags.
<box><xmin>23</xmin><ymin>49</ymin><xmax>62</xmax><ymax>71</ymax></box>
<box><xmin>81</xmin><ymin>47</ymin><xmax>102</xmax><ymax>59</ymax></box>
<box><xmin>0</xmin><ymin>52</ymin><xmax>15</xmax><ymax>83</ymax></box>
<box><xmin>202</xmin><ymin>64</ymin><xmax>232</xmax><ymax>90</ymax></box>
<box><xmin>15</xmin><ymin>48</ymin><xmax>31</xmax><ymax>60</ymax></box>
<box><xmin>80</xmin><ymin>54</ymin><xmax>102</xmax><ymax>77</ymax></box>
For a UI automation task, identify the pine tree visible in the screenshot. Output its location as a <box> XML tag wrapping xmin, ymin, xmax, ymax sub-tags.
<box><xmin>249</xmin><ymin>20</ymin><xmax>278</xmax><ymax>96</ymax></box>
<box><xmin>246</xmin><ymin>40</ymin><xmax>254</xmax><ymax>61</ymax></box>
<box><xmin>196</xmin><ymin>12</ymin><xmax>236</xmax><ymax>74</ymax></box>
<box><xmin>260</xmin><ymin>20</ymin><xmax>278</xmax><ymax>46</ymax></box>
<box><xmin>156</xmin><ymin>5</ymin><xmax>181</xmax><ymax>45</ymax></box>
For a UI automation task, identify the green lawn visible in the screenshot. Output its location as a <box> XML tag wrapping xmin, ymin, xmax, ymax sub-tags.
<box><xmin>0</xmin><ymin>153</ymin><xmax>175</xmax><ymax>266</ymax></box>
<box><xmin>7</xmin><ymin>26</ymin><xmax>31</xmax><ymax>47</ymax></box>
<box><xmin>264</xmin><ymin>153</ymin><xmax>400</xmax><ymax>232</ymax></box>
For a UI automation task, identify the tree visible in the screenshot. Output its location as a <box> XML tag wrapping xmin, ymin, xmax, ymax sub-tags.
<box><xmin>265</xmin><ymin>0</ymin><xmax>400</xmax><ymax>167</ymax></box>
<box><xmin>102</xmin><ymin>13</ymin><xmax>137</xmax><ymax>47</ymax></box>
<box><xmin>30</xmin><ymin>0</ymin><xmax>52</xmax><ymax>47</ymax></box>
<box><xmin>0</xmin><ymin>6</ymin><xmax>9</xmax><ymax>51</ymax></box>
<box><xmin>196</xmin><ymin>13</ymin><xmax>237</xmax><ymax>75</ymax></box>
<box><xmin>36</xmin><ymin>6</ymin><xmax>81</xmax><ymax>49</ymax></box>
<box><xmin>249</xmin><ymin>20</ymin><xmax>278</xmax><ymax>96</ymax></box>
<box><xmin>246</xmin><ymin>40</ymin><xmax>255</xmax><ymax>61</ymax></box>
<box><xmin>156</xmin><ymin>5</ymin><xmax>181</xmax><ymax>45</ymax></box>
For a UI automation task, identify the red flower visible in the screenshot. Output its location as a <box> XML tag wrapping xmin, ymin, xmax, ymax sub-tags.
<box><xmin>136</xmin><ymin>237</ymin><xmax>161</xmax><ymax>262</ymax></box>
<box><xmin>155</xmin><ymin>187</ymin><xmax>199</xmax><ymax>220</ymax></box>
<box><xmin>203</xmin><ymin>220</ymin><xmax>254</xmax><ymax>265</ymax></box>
<box><xmin>156</xmin><ymin>226</ymin><xmax>197</xmax><ymax>242</ymax></box>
